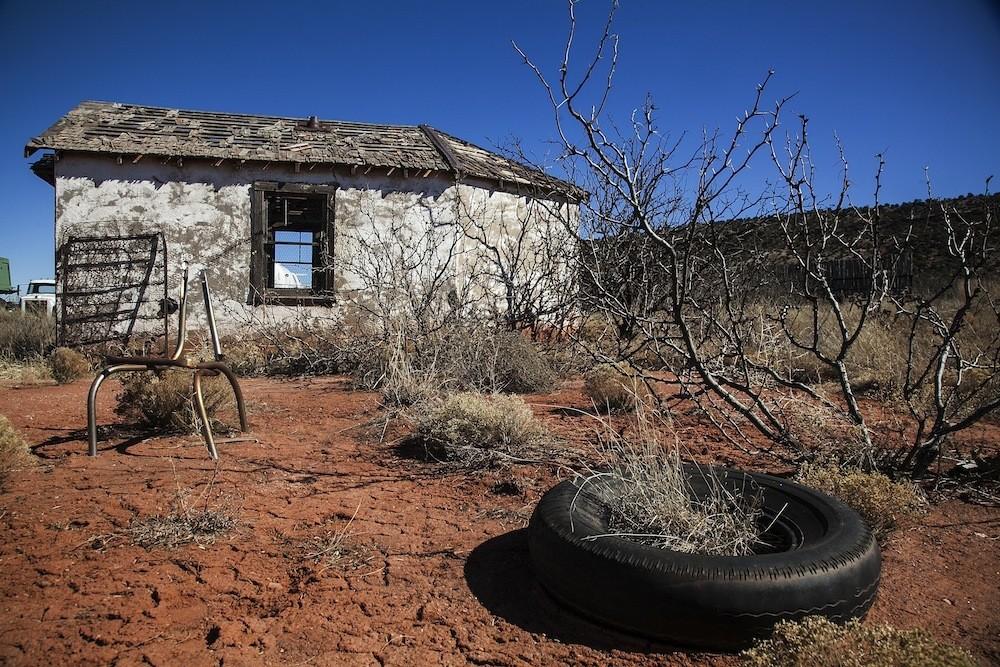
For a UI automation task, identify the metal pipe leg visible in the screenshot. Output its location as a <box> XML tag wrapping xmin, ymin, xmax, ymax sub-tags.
<box><xmin>87</xmin><ymin>364</ymin><xmax>147</xmax><ymax>456</ymax></box>
<box><xmin>202</xmin><ymin>362</ymin><xmax>248</xmax><ymax>432</ymax></box>
<box><xmin>192</xmin><ymin>371</ymin><xmax>219</xmax><ymax>460</ymax></box>
<box><xmin>219</xmin><ymin>365</ymin><xmax>249</xmax><ymax>432</ymax></box>
<box><xmin>87</xmin><ymin>369</ymin><xmax>111</xmax><ymax>456</ymax></box>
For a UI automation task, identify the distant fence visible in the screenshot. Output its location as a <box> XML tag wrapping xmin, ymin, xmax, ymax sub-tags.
<box><xmin>775</xmin><ymin>254</ymin><xmax>913</xmax><ymax>297</ymax></box>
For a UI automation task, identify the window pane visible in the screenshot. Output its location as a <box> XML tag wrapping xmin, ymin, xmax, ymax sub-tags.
<box><xmin>274</xmin><ymin>230</ymin><xmax>313</xmax><ymax>243</ymax></box>
<box><xmin>273</xmin><ymin>230</ymin><xmax>314</xmax><ymax>264</ymax></box>
<box><xmin>273</xmin><ymin>262</ymin><xmax>313</xmax><ymax>289</ymax></box>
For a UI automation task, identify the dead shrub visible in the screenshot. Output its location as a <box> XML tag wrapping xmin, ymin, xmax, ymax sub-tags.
<box><xmin>220</xmin><ymin>337</ymin><xmax>271</xmax><ymax>377</ymax></box>
<box><xmin>355</xmin><ymin>324</ymin><xmax>559</xmax><ymax>400</ymax></box>
<box><xmin>130</xmin><ymin>507</ymin><xmax>236</xmax><ymax>549</ymax></box>
<box><xmin>478</xmin><ymin>330</ymin><xmax>558</xmax><ymax>394</ymax></box>
<box><xmin>796</xmin><ymin>464</ymin><xmax>927</xmax><ymax>540</ymax></box>
<box><xmin>413</xmin><ymin>392</ymin><xmax>547</xmax><ymax>468</ymax></box>
<box><xmin>584</xmin><ymin>363</ymin><xmax>640</xmax><ymax>412</ymax></box>
<box><xmin>0</xmin><ymin>414</ymin><xmax>33</xmax><ymax>488</ymax></box>
<box><xmin>740</xmin><ymin>615</ymin><xmax>977</xmax><ymax>667</ymax></box>
<box><xmin>0</xmin><ymin>310</ymin><xmax>54</xmax><ymax>360</ymax></box>
<box><xmin>48</xmin><ymin>347</ymin><xmax>91</xmax><ymax>384</ymax></box>
<box><xmin>779</xmin><ymin>396</ymin><xmax>880</xmax><ymax>471</ymax></box>
<box><xmin>215</xmin><ymin>308</ymin><xmax>359</xmax><ymax>377</ymax></box>
<box><xmin>379</xmin><ymin>333</ymin><xmax>444</xmax><ymax>407</ymax></box>
<box><xmin>115</xmin><ymin>371</ymin><xmax>234</xmax><ymax>433</ymax></box>
<box><xmin>583</xmin><ymin>404</ymin><xmax>762</xmax><ymax>556</ymax></box>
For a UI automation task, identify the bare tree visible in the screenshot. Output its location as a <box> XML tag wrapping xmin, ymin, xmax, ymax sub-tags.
<box><xmin>338</xmin><ymin>193</ymin><xmax>471</xmax><ymax>342</ymax></box>
<box><xmin>889</xmin><ymin>186</ymin><xmax>1000</xmax><ymax>476</ymax></box>
<box><xmin>453</xmin><ymin>184</ymin><xmax>578</xmax><ymax>338</ymax></box>
<box><xmin>517</xmin><ymin>1</ymin><xmax>1000</xmax><ymax>477</ymax></box>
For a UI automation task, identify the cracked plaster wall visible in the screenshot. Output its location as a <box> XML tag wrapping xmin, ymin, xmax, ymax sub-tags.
<box><xmin>52</xmin><ymin>153</ymin><xmax>577</xmax><ymax>337</ymax></box>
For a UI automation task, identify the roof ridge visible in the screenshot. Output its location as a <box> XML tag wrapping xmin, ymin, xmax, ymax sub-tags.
<box><xmin>76</xmin><ymin>100</ymin><xmax>423</xmax><ymax>130</ymax></box>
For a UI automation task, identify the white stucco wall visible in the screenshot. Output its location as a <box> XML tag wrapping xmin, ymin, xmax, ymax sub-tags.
<box><xmin>51</xmin><ymin>153</ymin><xmax>578</xmax><ymax>338</ymax></box>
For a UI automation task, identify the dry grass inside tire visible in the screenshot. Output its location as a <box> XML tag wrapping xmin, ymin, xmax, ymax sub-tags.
<box><xmin>579</xmin><ymin>400</ymin><xmax>762</xmax><ymax>556</ymax></box>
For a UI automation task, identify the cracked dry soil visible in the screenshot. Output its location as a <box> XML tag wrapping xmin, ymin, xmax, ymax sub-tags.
<box><xmin>1</xmin><ymin>376</ymin><xmax>997</xmax><ymax>666</ymax></box>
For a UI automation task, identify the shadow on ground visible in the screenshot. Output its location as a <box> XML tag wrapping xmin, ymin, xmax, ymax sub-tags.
<box><xmin>30</xmin><ymin>426</ymin><xmax>156</xmax><ymax>458</ymax></box>
<box><xmin>464</xmin><ymin>528</ymin><xmax>694</xmax><ymax>655</ymax></box>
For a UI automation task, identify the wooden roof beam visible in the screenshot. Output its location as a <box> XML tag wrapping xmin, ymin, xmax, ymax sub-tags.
<box><xmin>419</xmin><ymin>124</ymin><xmax>463</xmax><ymax>179</ymax></box>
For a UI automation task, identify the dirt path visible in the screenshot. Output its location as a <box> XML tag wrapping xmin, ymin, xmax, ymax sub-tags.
<box><xmin>0</xmin><ymin>377</ymin><xmax>997</xmax><ymax>666</ymax></box>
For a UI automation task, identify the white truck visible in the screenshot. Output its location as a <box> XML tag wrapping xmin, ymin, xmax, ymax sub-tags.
<box><xmin>20</xmin><ymin>279</ymin><xmax>56</xmax><ymax>316</ymax></box>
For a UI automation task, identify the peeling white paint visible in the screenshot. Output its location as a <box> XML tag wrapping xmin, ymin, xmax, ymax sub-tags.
<box><xmin>52</xmin><ymin>153</ymin><xmax>578</xmax><ymax>337</ymax></box>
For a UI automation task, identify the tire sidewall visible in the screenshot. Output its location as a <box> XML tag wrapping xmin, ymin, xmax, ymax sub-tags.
<box><xmin>528</xmin><ymin>467</ymin><xmax>881</xmax><ymax>649</ymax></box>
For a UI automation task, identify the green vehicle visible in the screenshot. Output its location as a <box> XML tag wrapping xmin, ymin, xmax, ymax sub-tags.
<box><xmin>0</xmin><ymin>257</ymin><xmax>13</xmax><ymax>293</ymax></box>
<box><xmin>0</xmin><ymin>257</ymin><xmax>18</xmax><ymax>309</ymax></box>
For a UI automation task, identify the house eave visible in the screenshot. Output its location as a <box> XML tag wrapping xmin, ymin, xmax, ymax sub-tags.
<box><xmin>29</xmin><ymin>153</ymin><xmax>55</xmax><ymax>186</ymax></box>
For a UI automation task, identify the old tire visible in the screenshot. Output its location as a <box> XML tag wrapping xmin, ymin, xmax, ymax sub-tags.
<box><xmin>527</xmin><ymin>467</ymin><xmax>881</xmax><ymax>650</ymax></box>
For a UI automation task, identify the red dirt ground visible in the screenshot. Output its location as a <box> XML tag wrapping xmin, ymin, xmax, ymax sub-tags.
<box><xmin>0</xmin><ymin>376</ymin><xmax>997</xmax><ymax>666</ymax></box>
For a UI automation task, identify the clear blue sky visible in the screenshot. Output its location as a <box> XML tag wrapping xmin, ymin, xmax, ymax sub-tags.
<box><xmin>1</xmin><ymin>1</ymin><xmax>998</xmax><ymax>291</ymax></box>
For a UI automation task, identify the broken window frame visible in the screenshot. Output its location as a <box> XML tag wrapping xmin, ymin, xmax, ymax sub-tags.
<box><xmin>250</xmin><ymin>181</ymin><xmax>336</xmax><ymax>306</ymax></box>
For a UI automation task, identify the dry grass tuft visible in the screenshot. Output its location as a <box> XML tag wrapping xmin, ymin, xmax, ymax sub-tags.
<box><xmin>379</xmin><ymin>332</ymin><xmax>444</xmax><ymax>407</ymax></box>
<box><xmin>0</xmin><ymin>414</ymin><xmax>33</xmax><ymax>488</ymax></box>
<box><xmin>413</xmin><ymin>392</ymin><xmax>547</xmax><ymax>468</ymax></box>
<box><xmin>115</xmin><ymin>370</ymin><xmax>234</xmax><ymax>433</ymax></box>
<box><xmin>303</xmin><ymin>503</ymin><xmax>375</xmax><ymax>572</ymax></box>
<box><xmin>584</xmin><ymin>363</ymin><xmax>640</xmax><ymax>413</ymax></box>
<box><xmin>740</xmin><ymin>616</ymin><xmax>977</xmax><ymax>667</ymax></box>
<box><xmin>48</xmin><ymin>347</ymin><xmax>91</xmax><ymax>384</ymax></box>
<box><xmin>582</xmin><ymin>404</ymin><xmax>762</xmax><ymax>556</ymax></box>
<box><xmin>796</xmin><ymin>464</ymin><xmax>927</xmax><ymax>540</ymax></box>
<box><xmin>0</xmin><ymin>356</ymin><xmax>52</xmax><ymax>384</ymax></box>
<box><xmin>0</xmin><ymin>310</ymin><xmax>54</xmax><ymax>360</ymax></box>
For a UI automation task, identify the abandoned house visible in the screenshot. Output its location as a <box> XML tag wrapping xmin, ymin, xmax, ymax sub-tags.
<box><xmin>25</xmin><ymin>101</ymin><xmax>583</xmax><ymax>342</ymax></box>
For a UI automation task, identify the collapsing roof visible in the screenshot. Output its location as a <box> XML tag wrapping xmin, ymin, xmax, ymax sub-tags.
<box><xmin>25</xmin><ymin>101</ymin><xmax>584</xmax><ymax>200</ymax></box>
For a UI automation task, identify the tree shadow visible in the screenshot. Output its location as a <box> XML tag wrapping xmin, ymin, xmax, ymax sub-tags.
<box><xmin>463</xmin><ymin>529</ymin><xmax>689</xmax><ymax>655</ymax></box>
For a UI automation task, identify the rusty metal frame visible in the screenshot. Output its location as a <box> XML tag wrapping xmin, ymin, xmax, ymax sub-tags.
<box><xmin>86</xmin><ymin>266</ymin><xmax>249</xmax><ymax>459</ymax></box>
<box><xmin>58</xmin><ymin>232</ymin><xmax>170</xmax><ymax>354</ymax></box>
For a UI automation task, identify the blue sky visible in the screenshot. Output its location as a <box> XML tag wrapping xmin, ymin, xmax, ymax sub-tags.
<box><xmin>1</xmin><ymin>0</ymin><xmax>998</xmax><ymax>291</ymax></box>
